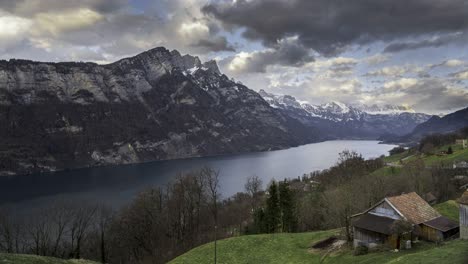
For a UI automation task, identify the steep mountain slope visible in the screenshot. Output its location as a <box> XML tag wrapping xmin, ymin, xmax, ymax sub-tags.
<box><xmin>259</xmin><ymin>90</ymin><xmax>431</xmax><ymax>139</ymax></box>
<box><xmin>0</xmin><ymin>47</ymin><xmax>318</xmax><ymax>176</ymax></box>
<box><xmin>401</xmin><ymin>106</ymin><xmax>468</xmax><ymax>141</ymax></box>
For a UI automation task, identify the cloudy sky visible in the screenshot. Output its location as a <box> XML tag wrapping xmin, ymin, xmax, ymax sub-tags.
<box><xmin>1</xmin><ymin>0</ymin><xmax>467</xmax><ymax>114</ymax></box>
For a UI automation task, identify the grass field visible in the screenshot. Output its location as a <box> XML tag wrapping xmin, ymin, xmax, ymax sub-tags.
<box><xmin>170</xmin><ymin>231</ymin><xmax>468</xmax><ymax>264</ymax></box>
<box><xmin>171</xmin><ymin>230</ymin><xmax>337</xmax><ymax>264</ymax></box>
<box><xmin>383</xmin><ymin>150</ymin><xmax>414</xmax><ymax>163</ymax></box>
<box><xmin>0</xmin><ymin>254</ymin><xmax>98</xmax><ymax>264</ymax></box>
<box><xmin>382</xmin><ymin>143</ymin><xmax>468</xmax><ymax>168</ymax></box>
<box><xmin>434</xmin><ymin>200</ymin><xmax>460</xmax><ymax>222</ymax></box>
<box><xmin>401</xmin><ymin>143</ymin><xmax>468</xmax><ymax>166</ymax></box>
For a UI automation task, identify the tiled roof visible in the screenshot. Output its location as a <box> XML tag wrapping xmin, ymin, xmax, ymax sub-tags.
<box><xmin>353</xmin><ymin>213</ymin><xmax>397</xmax><ymax>235</ymax></box>
<box><xmin>423</xmin><ymin>216</ymin><xmax>459</xmax><ymax>232</ymax></box>
<box><xmin>387</xmin><ymin>192</ymin><xmax>440</xmax><ymax>224</ymax></box>
<box><xmin>458</xmin><ymin>190</ymin><xmax>468</xmax><ymax>205</ymax></box>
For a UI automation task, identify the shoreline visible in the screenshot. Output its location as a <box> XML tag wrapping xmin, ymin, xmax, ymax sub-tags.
<box><xmin>1</xmin><ymin>138</ymin><xmax>390</xmax><ymax>178</ymax></box>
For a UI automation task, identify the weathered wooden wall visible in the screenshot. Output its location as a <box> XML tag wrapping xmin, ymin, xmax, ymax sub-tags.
<box><xmin>353</xmin><ymin>227</ymin><xmax>389</xmax><ymax>248</ymax></box>
<box><xmin>420</xmin><ymin>224</ymin><xmax>442</xmax><ymax>241</ymax></box>
<box><xmin>369</xmin><ymin>201</ymin><xmax>401</xmax><ymax>220</ymax></box>
<box><xmin>461</xmin><ymin>204</ymin><xmax>468</xmax><ymax>239</ymax></box>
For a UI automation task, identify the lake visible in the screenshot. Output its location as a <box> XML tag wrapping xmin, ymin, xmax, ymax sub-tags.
<box><xmin>0</xmin><ymin>140</ymin><xmax>396</xmax><ymax>209</ymax></box>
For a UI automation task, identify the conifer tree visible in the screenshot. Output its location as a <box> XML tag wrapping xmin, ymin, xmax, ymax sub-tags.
<box><xmin>265</xmin><ymin>181</ymin><xmax>281</xmax><ymax>233</ymax></box>
<box><xmin>279</xmin><ymin>180</ymin><xmax>297</xmax><ymax>232</ymax></box>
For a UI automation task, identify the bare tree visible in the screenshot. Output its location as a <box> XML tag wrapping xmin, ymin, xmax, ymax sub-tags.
<box><xmin>69</xmin><ymin>203</ymin><xmax>97</xmax><ymax>259</ymax></box>
<box><xmin>245</xmin><ymin>175</ymin><xmax>263</xmax><ymax>211</ymax></box>
<box><xmin>48</xmin><ymin>202</ymin><xmax>73</xmax><ymax>257</ymax></box>
<box><xmin>202</xmin><ymin>167</ymin><xmax>220</xmax><ymax>223</ymax></box>
<box><xmin>0</xmin><ymin>208</ymin><xmax>25</xmax><ymax>254</ymax></box>
<box><xmin>95</xmin><ymin>205</ymin><xmax>114</xmax><ymax>264</ymax></box>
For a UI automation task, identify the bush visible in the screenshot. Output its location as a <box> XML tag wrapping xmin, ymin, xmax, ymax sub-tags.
<box><xmin>389</xmin><ymin>146</ymin><xmax>406</xmax><ymax>155</ymax></box>
<box><xmin>353</xmin><ymin>245</ymin><xmax>368</xmax><ymax>256</ymax></box>
<box><xmin>447</xmin><ymin>146</ymin><xmax>453</xmax><ymax>154</ymax></box>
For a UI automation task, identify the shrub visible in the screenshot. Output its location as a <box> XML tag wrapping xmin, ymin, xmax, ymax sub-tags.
<box><xmin>389</xmin><ymin>146</ymin><xmax>406</xmax><ymax>155</ymax></box>
<box><xmin>353</xmin><ymin>245</ymin><xmax>368</xmax><ymax>256</ymax></box>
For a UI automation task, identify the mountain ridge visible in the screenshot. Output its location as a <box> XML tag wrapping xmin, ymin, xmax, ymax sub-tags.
<box><xmin>392</xmin><ymin>106</ymin><xmax>468</xmax><ymax>143</ymax></box>
<box><xmin>0</xmin><ymin>47</ymin><xmax>319</xmax><ymax>176</ymax></box>
<box><xmin>258</xmin><ymin>89</ymin><xmax>432</xmax><ymax>139</ymax></box>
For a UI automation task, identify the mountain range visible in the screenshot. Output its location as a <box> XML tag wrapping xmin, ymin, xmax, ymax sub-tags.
<box><xmin>0</xmin><ymin>47</ymin><xmax>318</xmax><ymax>176</ymax></box>
<box><xmin>258</xmin><ymin>90</ymin><xmax>432</xmax><ymax>139</ymax></box>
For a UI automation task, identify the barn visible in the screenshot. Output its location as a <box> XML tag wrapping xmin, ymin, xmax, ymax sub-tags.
<box><xmin>352</xmin><ymin>192</ymin><xmax>459</xmax><ymax>249</ymax></box>
<box><xmin>459</xmin><ymin>190</ymin><xmax>468</xmax><ymax>239</ymax></box>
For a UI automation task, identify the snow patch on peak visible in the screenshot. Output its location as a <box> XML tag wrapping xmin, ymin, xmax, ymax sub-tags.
<box><xmin>322</xmin><ymin>101</ymin><xmax>350</xmax><ymax>114</ymax></box>
<box><xmin>258</xmin><ymin>90</ymin><xmax>428</xmax><ymax>123</ymax></box>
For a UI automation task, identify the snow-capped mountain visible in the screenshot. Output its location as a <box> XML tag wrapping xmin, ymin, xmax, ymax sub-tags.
<box><xmin>359</xmin><ymin>104</ymin><xmax>416</xmax><ymax>115</ymax></box>
<box><xmin>259</xmin><ymin>89</ymin><xmax>432</xmax><ymax>139</ymax></box>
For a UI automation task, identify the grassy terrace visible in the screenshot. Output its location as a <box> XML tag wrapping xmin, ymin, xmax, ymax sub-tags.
<box><xmin>422</xmin><ymin>144</ymin><xmax>468</xmax><ymax>166</ymax></box>
<box><xmin>390</xmin><ymin>143</ymin><xmax>468</xmax><ymax>167</ymax></box>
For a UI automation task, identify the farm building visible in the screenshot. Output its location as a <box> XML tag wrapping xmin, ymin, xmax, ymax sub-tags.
<box><xmin>455</xmin><ymin>139</ymin><xmax>467</xmax><ymax>149</ymax></box>
<box><xmin>459</xmin><ymin>190</ymin><xmax>468</xmax><ymax>239</ymax></box>
<box><xmin>352</xmin><ymin>192</ymin><xmax>459</xmax><ymax>249</ymax></box>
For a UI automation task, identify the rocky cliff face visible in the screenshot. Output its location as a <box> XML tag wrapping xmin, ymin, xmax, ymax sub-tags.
<box><xmin>0</xmin><ymin>47</ymin><xmax>318</xmax><ymax>176</ymax></box>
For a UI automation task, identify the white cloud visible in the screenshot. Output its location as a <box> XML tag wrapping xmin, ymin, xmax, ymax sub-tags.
<box><xmin>444</xmin><ymin>59</ymin><xmax>464</xmax><ymax>67</ymax></box>
<box><xmin>33</xmin><ymin>8</ymin><xmax>104</xmax><ymax>36</ymax></box>
<box><xmin>178</xmin><ymin>21</ymin><xmax>210</xmax><ymax>40</ymax></box>
<box><xmin>452</xmin><ymin>70</ymin><xmax>468</xmax><ymax>80</ymax></box>
<box><xmin>383</xmin><ymin>78</ymin><xmax>419</xmax><ymax>90</ymax></box>
<box><xmin>0</xmin><ymin>12</ymin><xmax>32</xmax><ymax>51</ymax></box>
<box><xmin>364</xmin><ymin>54</ymin><xmax>389</xmax><ymax>65</ymax></box>
<box><xmin>309</xmin><ymin>57</ymin><xmax>357</xmax><ymax>69</ymax></box>
<box><xmin>366</xmin><ymin>65</ymin><xmax>407</xmax><ymax>77</ymax></box>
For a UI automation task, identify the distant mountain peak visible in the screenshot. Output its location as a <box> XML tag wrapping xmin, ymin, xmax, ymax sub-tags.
<box><xmin>259</xmin><ymin>89</ymin><xmax>420</xmax><ymax>116</ymax></box>
<box><xmin>258</xmin><ymin>89</ymin><xmax>431</xmax><ymax>137</ymax></box>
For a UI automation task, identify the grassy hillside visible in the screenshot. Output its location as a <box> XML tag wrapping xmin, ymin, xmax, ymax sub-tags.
<box><xmin>170</xmin><ymin>231</ymin><xmax>468</xmax><ymax>264</ymax></box>
<box><xmin>387</xmin><ymin>143</ymin><xmax>468</xmax><ymax>167</ymax></box>
<box><xmin>434</xmin><ymin>200</ymin><xmax>460</xmax><ymax>222</ymax></box>
<box><xmin>0</xmin><ymin>254</ymin><xmax>98</xmax><ymax>264</ymax></box>
<box><xmin>170</xmin><ymin>200</ymin><xmax>464</xmax><ymax>264</ymax></box>
<box><xmin>171</xmin><ymin>230</ymin><xmax>336</xmax><ymax>264</ymax></box>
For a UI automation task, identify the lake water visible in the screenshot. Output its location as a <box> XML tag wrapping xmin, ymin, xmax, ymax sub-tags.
<box><xmin>0</xmin><ymin>140</ymin><xmax>396</xmax><ymax>209</ymax></box>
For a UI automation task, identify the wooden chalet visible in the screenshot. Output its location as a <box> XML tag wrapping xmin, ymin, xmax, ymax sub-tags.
<box><xmin>459</xmin><ymin>190</ymin><xmax>468</xmax><ymax>239</ymax></box>
<box><xmin>352</xmin><ymin>192</ymin><xmax>459</xmax><ymax>249</ymax></box>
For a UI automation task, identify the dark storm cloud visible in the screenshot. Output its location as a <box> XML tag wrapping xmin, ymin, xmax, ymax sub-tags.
<box><xmin>224</xmin><ymin>37</ymin><xmax>314</xmax><ymax>73</ymax></box>
<box><xmin>203</xmin><ymin>0</ymin><xmax>468</xmax><ymax>56</ymax></box>
<box><xmin>384</xmin><ymin>32</ymin><xmax>468</xmax><ymax>53</ymax></box>
<box><xmin>191</xmin><ymin>36</ymin><xmax>236</xmax><ymax>52</ymax></box>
